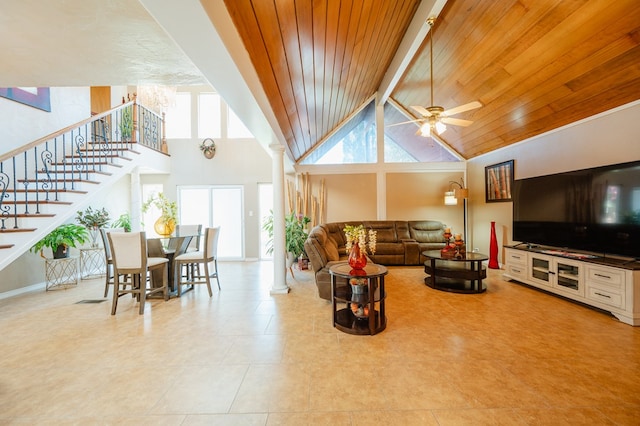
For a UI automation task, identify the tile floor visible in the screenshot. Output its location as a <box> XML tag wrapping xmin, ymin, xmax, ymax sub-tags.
<box><xmin>1</xmin><ymin>261</ymin><xmax>639</xmax><ymax>425</ymax></box>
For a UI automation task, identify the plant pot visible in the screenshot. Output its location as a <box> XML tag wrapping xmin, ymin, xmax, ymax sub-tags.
<box><xmin>53</xmin><ymin>245</ymin><xmax>69</xmax><ymax>259</ymax></box>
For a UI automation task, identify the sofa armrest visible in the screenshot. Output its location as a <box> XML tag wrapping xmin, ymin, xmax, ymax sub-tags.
<box><xmin>402</xmin><ymin>239</ymin><xmax>421</xmax><ymax>265</ymax></box>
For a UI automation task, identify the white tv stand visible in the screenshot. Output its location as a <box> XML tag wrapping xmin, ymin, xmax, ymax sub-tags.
<box><xmin>503</xmin><ymin>245</ymin><xmax>640</xmax><ymax>326</ymax></box>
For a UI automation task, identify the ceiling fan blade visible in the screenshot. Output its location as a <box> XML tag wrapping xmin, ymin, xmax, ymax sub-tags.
<box><xmin>386</xmin><ymin>119</ymin><xmax>423</xmax><ymax>128</ymax></box>
<box><xmin>441</xmin><ymin>117</ymin><xmax>473</xmax><ymax>127</ymax></box>
<box><xmin>442</xmin><ymin>101</ymin><xmax>482</xmax><ymax>117</ymax></box>
<box><xmin>410</xmin><ymin>105</ymin><xmax>432</xmax><ymax>117</ymax></box>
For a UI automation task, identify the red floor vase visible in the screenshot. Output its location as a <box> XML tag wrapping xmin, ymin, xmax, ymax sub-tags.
<box><xmin>489</xmin><ymin>221</ymin><xmax>499</xmax><ymax>269</ymax></box>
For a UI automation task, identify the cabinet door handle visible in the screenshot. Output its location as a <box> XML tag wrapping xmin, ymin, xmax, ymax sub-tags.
<box><xmin>594</xmin><ymin>292</ymin><xmax>611</xmax><ymax>299</ymax></box>
<box><xmin>594</xmin><ymin>273</ymin><xmax>611</xmax><ymax>279</ymax></box>
<box><xmin>513</xmin><ymin>268</ymin><xmax>521</xmax><ymax>273</ymax></box>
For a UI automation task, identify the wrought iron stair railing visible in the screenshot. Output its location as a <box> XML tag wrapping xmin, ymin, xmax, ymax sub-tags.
<box><xmin>0</xmin><ymin>99</ymin><xmax>166</xmax><ymax>250</ymax></box>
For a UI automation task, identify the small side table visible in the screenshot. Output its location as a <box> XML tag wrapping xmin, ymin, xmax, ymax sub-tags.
<box><xmin>80</xmin><ymin>247</ymin><xmax>105</xmax><ymax>279</ymax></box>
<box><xmin>45</xmin><ymin>256</ymin><xmax>79</xmax><ymax>291</ymax></box>
<box><xmin>329</xmin><ymin>263</ymin><xmax>388</xmax><ymax>335</ymax></box>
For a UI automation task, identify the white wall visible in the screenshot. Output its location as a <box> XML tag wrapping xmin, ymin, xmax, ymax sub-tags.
<box><xmin>467</xmin><ymin>101</ymin><xmax>640</xmax><ymax>265</ymax></box>
<box><xmin>139</xmin><ymin>86</ymin><xmax>272</xmax><ymax>260</ymax></box>
<box><xmin>0</xmin><ymin>87</ymin><xmax>89</xmax><ymax>154</ymax></box>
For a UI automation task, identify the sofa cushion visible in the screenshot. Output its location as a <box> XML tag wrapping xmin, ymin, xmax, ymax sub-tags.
<box><xmin>409</xmin><ymin>221</ymin><xmax>446</xmax><ymax>243</ymax></box>
<box><xmin>325</xmin><ymin>236</ymin><xmax>340</xmax><ymax>261</ymax></box>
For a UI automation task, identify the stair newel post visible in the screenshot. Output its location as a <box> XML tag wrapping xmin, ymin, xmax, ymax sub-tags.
<box><xmin>161</xmin><ymin>112</ymin><xmax>168</xmax><ymax>153</ymax></box>
<box><xmin>132</xmin><ymin>95</ymin><xmax>138</xmax><ymax>144</ymax></box>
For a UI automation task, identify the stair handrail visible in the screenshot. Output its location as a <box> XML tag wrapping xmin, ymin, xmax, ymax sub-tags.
<box><xmin>0</xmin><ymin>99</ymin><xmax>165</xmax><ymax>232</ymax></box>
<box><xmin>0</xmin><ymin>100</ymin><xmax>166</xmax><ymax>162</ymax></box>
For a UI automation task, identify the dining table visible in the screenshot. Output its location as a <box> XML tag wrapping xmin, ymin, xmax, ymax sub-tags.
<box><xmin>147</xmin><ymin>233</ymin><xmax>197</xmax><ymax>296</ymax></box>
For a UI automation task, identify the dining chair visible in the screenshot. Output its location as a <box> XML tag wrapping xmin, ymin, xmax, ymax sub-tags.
<box><xmin>175</xmin><ymin>224</ymin><xmax>203</xmax><ymax>281</ymax></box>
<box><xmin>100</xmin><ymin>227</ymin><xmax>125</xmax><ymax>297</ymax></box>
<box><xmin>107</xmin><ymin>231</ymin><xmax>169</xmax><ymax>314</ymax></box>
<box><xmin>173</xmin><ymin>227</ymin><xmax>220</xmax><ymax>297</ymax></box>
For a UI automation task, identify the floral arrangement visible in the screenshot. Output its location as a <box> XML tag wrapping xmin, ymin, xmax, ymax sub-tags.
<box><xmin>76</xmin><ymin>207</ymin><xmax>110</xmax><ymax>229</ymax></box>
<box><xmin>343</xmin><ymin>224</ymin><xmax>377</xmax><ymax>255</ymax></box>
<box><xmin>142</xmin><ymin>192</ymin><xmax>177</xmax><ymax>223</ymax></box>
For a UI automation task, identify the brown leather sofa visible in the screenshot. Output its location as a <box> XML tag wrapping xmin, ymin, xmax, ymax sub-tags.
<box><xmin>304</xmin><ymin>220</ymin><xmax>447</xmax><ymax>300</ymax></box>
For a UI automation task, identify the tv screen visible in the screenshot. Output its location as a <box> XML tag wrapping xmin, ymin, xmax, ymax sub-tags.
<box><xmin>512</xmin><ymin>160</ymin><xmax>640</xmax><ymax>259</ymax></box>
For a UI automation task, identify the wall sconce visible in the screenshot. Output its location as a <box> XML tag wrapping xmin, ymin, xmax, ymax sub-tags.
<box><xmin>444</xmin><ymin>178</ymin><xmax>468</xmax><ymax>242</ymax></box>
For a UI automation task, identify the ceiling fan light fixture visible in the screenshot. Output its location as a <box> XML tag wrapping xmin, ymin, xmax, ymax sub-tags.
<box><xmin>419</xmin><ymin>122</ymin><xmax>431</xmax><ymax>137</ymax></box>
<box><xmin>435</xmin><ymin>120</ymin><xmax>446</xmax><ymax>135</ymax></box>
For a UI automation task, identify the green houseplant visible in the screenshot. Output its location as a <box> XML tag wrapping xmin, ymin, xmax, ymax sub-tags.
<box><xmin>76</xmin><ymin>207</ymin><xmax>110</xmax><ymax>247</ymax></box>
<box><xmin>31</xmin><ymin>224</ymin><xmax>90</xmax><ymax>259</ymax></box>
<box><xmin>263</xmin><ymin>211</ymin><xmax>311</xmax><ymax>260</ymax></box>
<box><xmin>119</xmin><ymin>105</ymin><xmax>133</xmax><ymax>141</ymax></box>
<box><xmin>111</xmin><ymin>212</ymin><xmax>132</xmax><ymax>232</ymax></box>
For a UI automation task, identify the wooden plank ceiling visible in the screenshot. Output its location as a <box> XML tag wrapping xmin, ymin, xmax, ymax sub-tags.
<box><xmin>224</xmin><ymin>0</ymin><xmax>640</xmax><ymax>162</ymax></box>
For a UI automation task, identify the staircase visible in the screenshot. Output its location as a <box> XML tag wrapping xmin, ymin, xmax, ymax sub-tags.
<box><xmin>0</xmin><ymin>100</ymin><xmax>170</xmax><ymax>272</ymax></box>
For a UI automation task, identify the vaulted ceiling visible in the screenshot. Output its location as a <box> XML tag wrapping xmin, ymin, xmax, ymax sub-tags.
<box><xmin>2</xmin><ymin>0</ymin><xmax>640</xmax><ymax>165</ymax></box>
<box><xmin>223</xmin><ymin>0</ymin><xmax>640</xmax><ymax>162</ymax></box>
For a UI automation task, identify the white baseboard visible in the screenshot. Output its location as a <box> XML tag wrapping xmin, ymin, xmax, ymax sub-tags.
<box><xmin>0</xmin><ymin>282</ymin><xmax>46</xmax><ymax>300</ymax></box>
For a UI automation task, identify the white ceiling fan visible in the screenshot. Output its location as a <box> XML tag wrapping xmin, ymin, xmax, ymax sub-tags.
<box><xmin>393</xmin><ymin>17</ymin><xmax>482</xmax><ymax>137</ymax></box>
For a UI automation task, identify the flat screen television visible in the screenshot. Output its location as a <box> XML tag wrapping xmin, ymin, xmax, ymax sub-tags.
<box><xmin>512</xmin><ymin>160</ymin><xmax>640</xmax><ymax>259</ymax></box>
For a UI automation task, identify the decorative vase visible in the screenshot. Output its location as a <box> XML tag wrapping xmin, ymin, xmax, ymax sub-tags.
<box><xmin>154</xmin><ymin>217</ymin><xmax>176</xmax><ymax>237</ymax></box>
<box><xmin>350</xmin><ymin>284</ymin><xmax>366</xmax><ymax>294</ymax></box>
<box><xmin>89</xmin><ymin>226</ymin><xmax>100</xmax><ymax>248</ymax></box>
<box><xmin>348</xmin><ymin>242</ymin><xmax>367</xmax><ymax>270</ymax></box>
<box><xmin>489</xmin><ymin>221</ymin><xmax>499</xmax><ymax>269</ymax></box>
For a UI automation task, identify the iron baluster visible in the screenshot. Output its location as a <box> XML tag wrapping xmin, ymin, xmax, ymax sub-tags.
<box><xmin>0</xmin><ymin>162</ymin><xmax>10</xmax><ymax>230</ymax></box>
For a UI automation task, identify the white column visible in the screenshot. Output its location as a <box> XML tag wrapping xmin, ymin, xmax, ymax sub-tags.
<box><xmin>269</xmin><ymin>143</ymin><xmax>289</xmax><ymax>294</ymax></box>
<box><xmin>130</xmin><ymin>169</ymin><xmax>142</xmax><ymax>232</ymax></box>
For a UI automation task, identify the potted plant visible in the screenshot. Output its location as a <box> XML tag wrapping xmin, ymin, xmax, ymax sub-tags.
<box><xmin>31</xmin><ymin>224</ymin><xmax>90</xmax><ymax>259</ymax></box>
<box><xmin>76</xmin><ymin>207</ymin><xmax>110</xmax><ymax>247</ymax></box>
<box><xmin>111</xmin><ymin>212</ymin><xmax>132</xmax><ymax>232</ymax></box>
<box><xmin>119</xmin><ymin>104</ymin><xmax>133</xmax><ymax>141</ymax></box>
<box><xmin>142</xmin><ymin>192</ymin><xmax>178</xmax><ymax>236</ymax></box>
<box><xmin>263</xmin><ymin>211</ymin><xmax>311</xmax><ymax>268</ymax></box>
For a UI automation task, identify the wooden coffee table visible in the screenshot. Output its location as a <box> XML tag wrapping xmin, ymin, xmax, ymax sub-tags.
<box><xmin>422</xmin><ymin>250</ymin><xmax>488</xmax><ymax>293</ymax></box>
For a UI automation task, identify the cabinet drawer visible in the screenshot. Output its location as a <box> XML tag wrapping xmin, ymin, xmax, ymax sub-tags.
<box><xmin>587</xmin><ymin>284</ymin><xmax>624</xmax><ymax>309</ymax></box>
<box><xmin>506</xmin><ymin>250</ymin><xmax>526</xmax><ymax>265</ymax></box>
<box><xmin>587</xmin><ymin>267</ymin><xmax>624</xmax><ymax>288</ymax></box>
<box><xmin>506</xmin><ymin>263</ymin><xmax>526</xmax><ymax>280</ymax></box>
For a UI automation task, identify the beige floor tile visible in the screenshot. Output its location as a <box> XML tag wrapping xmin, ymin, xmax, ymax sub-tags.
<box><xmin>1</xmin><ymin>262</ymin><xmax>640</xmax><ymax>424</ymax></box>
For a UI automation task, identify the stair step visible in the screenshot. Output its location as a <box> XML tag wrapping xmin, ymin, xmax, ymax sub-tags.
<box><xmin>18</xmin><ymin>178</ymin><xmax>100</xmax><ymax>185</ymax></box>
<box><xmin>2</xmin><ymin>213</ymin><xmax>55</xmax><ymax>219</ymax></box>
<box><xmin>0</xmin><ymin>228</ymin><xmax>37</xmax><ymax>233</ymax></box>
<box><xmin>33</xmin><ymin>170</ymin><xmax>113</xmax><ymax>176</ymax></box>
<box><xmin>9</xmin><ymin>200</ymin><xmax>73</xmax><ymax>205</ymax></box>
<box><xmin>6</xmin><ymin>189</ymin><xmax>88</xmax><ymax>194</ymax></box>
<box><xmin>60</xmin><ymin>158</ymin><xmax>127</xmax><ymax>164</ymax></box>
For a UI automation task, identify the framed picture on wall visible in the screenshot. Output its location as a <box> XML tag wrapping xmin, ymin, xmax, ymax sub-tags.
<box><xmin>485</xmin><ymin>160</ymin><xmax>514</xmax><ymax>202</ymax></box>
